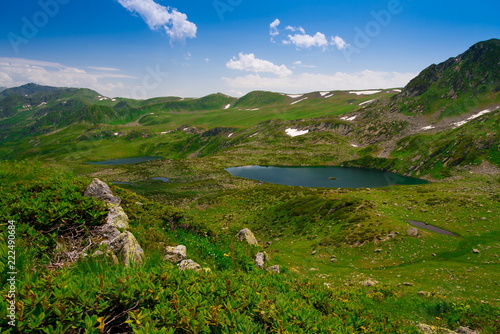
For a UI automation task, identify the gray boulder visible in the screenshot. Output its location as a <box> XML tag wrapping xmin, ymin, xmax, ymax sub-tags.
<box><xmin>407</xmin><ymin>227</ymin><xmax>420</xmax><ymax>237</ymax></box>
<box><xmin>360</xmin><ymin>279</ymin><xmax>378</xmax><ymax>287</ymax></box>
<box><xmin>255</xmin><ymin>252</ymin><xmax>265</xmax><ymax>269</ymax></box>
<box><xmin>111</xmin><ymin>231</ymin><xmax>144</xmax><ymax>266</ymax></box>
<box><xmin>455</xmin><ymin>327</ymin><xmax>477</xmax><ymax>334</ymax></box>
<box><xmin>267</xmin><ymin>265</ymin><xmax>280</xmax><ymax>273</ymax></box>
<box><xmin>236</xmin><ymin>228</ymin><xmax>258</xmax><ymax>246</ymax></box>
<box><xmin>179</xmin><ymin>259</ymin><xmax>201</xmax><ymax>271</ymax></box>
<box><xmin>164</xmin><ymin>245</ymin><xmax>187</xmax><ymax>263</ymax></box>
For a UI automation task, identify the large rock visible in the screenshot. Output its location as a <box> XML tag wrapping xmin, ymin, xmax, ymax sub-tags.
<box><xmin>407</xmin><ymin>227</ymin><xmax>420</xmax><ymax>237</ymax></box>
<box><xmin>236</xmin><ymin>228</ymin><xmax>258</xmax><ymax>246</ymax></box>
<box><xmin>178</xmin><ymin>259</ymin><xmax>201</xmax><ymax>271</ymax></box>
<box><xmin>255</xmin><ymin>252</ymin><xmax>265</xmax><ymax>269</ymax></box>
<box><xmin>164</xmin><ymin>245</ymin><xmax>187</xmax><ymax>263</ymax></box>
<box><xmin>112</xmin><ymin>231</ymin><xmax>144</xmax><ymax>266</ymax></box>
<box><xmin>84</xmin><ymin>178</ymin><xmax>121</xmax><ymax>205</ymax></box>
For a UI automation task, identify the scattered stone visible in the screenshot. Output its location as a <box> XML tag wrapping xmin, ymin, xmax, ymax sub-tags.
<box><xmin>267</xmin><ymin>265</ymin><xmax>280</xmax><ymax>273</ymax></box>
<box><xmin>374</xmin><ymin>249</ymin><xmax>382</xmax><ymax>253</ymax></box>
<box><xmin>418</xmin><ymin>291</ymin><xmax>431</xmax><ymax>297</ymax></box>
<box><xmin>403</xmin><ymin>282</ymin><xmax>414</xmax><ymax>286</ymax></box>
<box><xmin>407</xmin><ymin>227</ymin><xmax>420</xmax><ymax>237</ymax></box>
<box><xmin>330</xmin><ymin>258</ymin><xmax>337</xmax><ymax>263</ymax></box>
<box><xmin>311</xmin><ymin>250</ymin><xmax>317</xmax><ymax>255</ymax></box>
<box><xmin>455</xmin><ymin>326</ymin><xmax>477</xmax><ymax>334</ymax></box>
<box><xmin>331</xmin><ymin>255</ymin><xmax>337</xmax><ymax>258</ymax></box>
<box><xmin>432</xmin><ymin>253</ymin><xmax>437</xmax><ymax>257</ymax></box>
<box><xmin>255</xmin><ymin>252</ymin><xmax>265</xmax><ymax>269</ymax></box>
<box><xmin>417</xmin><ymin>323</ymin><xmax>455</xmax><ymax>334</ymax></box>
<box><xmin>236</xmin><ymin>228</ymin><xmax>258</xmax><ymax>246</ymax></box>
<box><xmin>472</xmin><ymin>249</ymin><xmax>480</xmax><ymax>254</ymax></box>
<box><xmin>164</xmin><ymin>245</ymin><xmax>187</xmax><ymax>263</ymax></box>
<box><xmin>178</xmin><ymin>259</ymin><xmax>201</xmax><ymax>271</ymax></box>
<box><xmin>360</xmin><ymin>279</ymin><xmax>378</xmax><ymax>287</ymax></box>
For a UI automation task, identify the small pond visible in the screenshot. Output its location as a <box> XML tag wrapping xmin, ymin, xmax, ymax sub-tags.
<box><xmin>408</xmin><ymin>220</ymin><xmax>456</xmax><ymax>236</ymax></box>
<box><xmin>150</xmin><ymin>177</ymin><xmax>169</xmax><ymax>182</ymax></box>
<box><xmin>225</xmin><ymin>166</ymin><xmax>428</xmax><ymax>189</ymax></box>
<box><xmin>86</xmin><ymin>156</ymin><xmax>162</xmax><ymax>165</ymax></box>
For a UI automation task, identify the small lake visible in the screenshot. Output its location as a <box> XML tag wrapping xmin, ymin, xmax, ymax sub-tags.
<box><xmin>86</xmin><ymin>156</ymin><xmax>162</xmax><ymax>165</ymax></box>
<box><xmin>408</xmin><ymin>220</ymin><xmax>456</xmax><ymax>236</ymax></box>
<box><xmin>225</xmin><ymin>166</ymin><xmax>428</xmax><ymax>189</ymax></box>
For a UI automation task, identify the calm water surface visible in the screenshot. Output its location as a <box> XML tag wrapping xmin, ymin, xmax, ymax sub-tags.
<box><xmin>225</xmin><ymin>166</ymin><xmax>428</xmax><ymax>189</ymax></box>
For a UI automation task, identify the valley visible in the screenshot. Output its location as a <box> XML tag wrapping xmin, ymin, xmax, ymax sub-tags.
<box><xmin>0</xmin><ymin>39</ymin><xmax>499</xmax><ymax>333</ymax></box>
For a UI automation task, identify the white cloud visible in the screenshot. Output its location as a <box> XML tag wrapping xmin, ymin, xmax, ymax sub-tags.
<box><xmin>88</xmin><ymin>66</ymin><xmax>121</xmax><ymax>71</ymax></box>
<box><xmin>292</xmin><ymin>61</ymin><xmax>316</xmax><ymax>69</ymax></box>
<box><xmin>331</xmin><ymin>36</ymin><xmax>348</xmax><ymax>50</ymax></box>
<box><xmin>285</xmin><ymin>26</ymin><xmax>306</xmax><ymax>34</ymax></box>
<box><xmin>117</xmin><ymin>0</ymin><xmax>196</xmax><ymax>42</ymax></box>
<box><xmin>226</xmin><ymin>53</ymin><xmax>292</xmax><ymax>77</ymax></box>
<box><xmin>223</xmin><ymin>70</ymin><xmax>416</xmax><ymax>93</ymax></box>
<box><xmin>269</xmin><ymin>19</ymin><xmax>280</xmax><ymax>37</ymax></box>
<box><xmin>273</xmin><ymin>21</ymin><xmax>347</xmax><ymax>52</ymax></box>
<box><xmin>285</xmin><ymin>32</ymin><xmax>329</xmax><ymax>49</ymax></box>
<box><xmin>0</xmin><ymin>57</ymin><xmax>134</xmax><ymax>95</ymax></box>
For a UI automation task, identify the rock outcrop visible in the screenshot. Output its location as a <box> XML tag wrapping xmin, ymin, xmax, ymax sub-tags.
<box><xmin>84</xmin><ymin>178</ymin><xmax>144</xmax><ymax>266</ymax></box>
<box><xmin>164</xmin><ymin>245</ymin><xmax>187</xmax><ymax>263</ymax></box>
<box><xmin>417</xmin><ymin>324</ymin><xmax>478</xmax><ymax>334</ymax></box>
<box><xmin>236</xmin><ymin>228</ymin><xmax>259</xmax><ymax>246</ymax></box>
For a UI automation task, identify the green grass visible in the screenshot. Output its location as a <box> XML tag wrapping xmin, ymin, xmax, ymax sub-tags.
<box><xmin>1</xmin><ymin>160</ymin><xmax>499</xmax><ymax>333</ymax></box>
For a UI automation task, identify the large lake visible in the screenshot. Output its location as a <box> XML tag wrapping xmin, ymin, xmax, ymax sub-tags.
<box><xmin>225</xmin><ymin>166</ymin><xmax>428</xmax><ymax>188</ymax></box>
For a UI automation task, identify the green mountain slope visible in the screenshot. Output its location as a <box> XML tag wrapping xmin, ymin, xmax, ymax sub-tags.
<box><xmin>393</xmin><ymin>38</ymin><xmax>500</xmax><ymax>117</ymax></box>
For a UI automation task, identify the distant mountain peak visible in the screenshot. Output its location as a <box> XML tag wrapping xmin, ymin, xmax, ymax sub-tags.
<box><xmin>399</xmin><ymin>38</ymin><xmax>500</xmax><ymax>99</ymax></box>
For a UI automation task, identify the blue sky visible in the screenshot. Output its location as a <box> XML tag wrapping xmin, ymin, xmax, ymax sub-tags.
<box><xmin>1</xmin><ymin>0</ymin><xmax>498</xmax><ymax>98</ymax></box>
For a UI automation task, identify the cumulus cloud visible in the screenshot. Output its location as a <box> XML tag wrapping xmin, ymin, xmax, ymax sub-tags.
<box><xmin>269</xmin><ymin>19</ymin><xmax>281</xmax><ymax>37</ymax></box>
<box><xmin>270</xmin><ymin>20</ymin><xmax>348</xmax><ymax>51</ymax></box>
<box><xmin>117</xmin><ymin>0</ymin><xmax>196</xmax><ymax>42</ymax></box>
<box><xmin>223</xmin><ymin>70</ymin><xmax>416</xmax><ymax>93</ymax></box>
<box><xmin>285</xmin><ymin>32</ymin><xmax>329</xmax><ymax>49</ymax></box>
<box><xmin>0</xmin><ymin>57</ymin><xmax>134</xmax><ymax>95</ymax></box>
<box><xmin>331</xmin><ymin>36</ymin><xmax>348</xmax><ymax>50</ymax></box>
<box><xmin>226</xmin><ymin>53</ymin><xmax>292</xmax><ymax>77</ymax></box>
<box><xmin>285</xmin><ymin>25</ymin><xmax>306</xmax><ymax>34</ymax></box>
